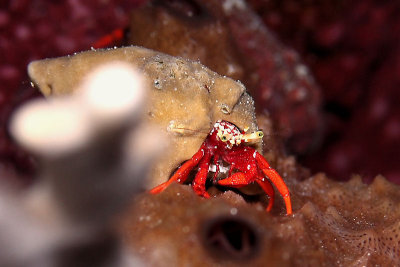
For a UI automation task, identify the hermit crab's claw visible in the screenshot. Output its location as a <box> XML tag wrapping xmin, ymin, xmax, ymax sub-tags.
<box><xmin>255</xmin><ymin>152</ymin><xmax>293</xmax><ymax>215</ymax></box>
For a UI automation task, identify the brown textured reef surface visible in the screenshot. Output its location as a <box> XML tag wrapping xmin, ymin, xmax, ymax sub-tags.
<box><xmin>121</xmin><ymin>174</ymin><xmax>400</xmax><ymax>266</ymax></box>
<box><xmin>28</xmin><ymin>46</ymin><xmax>261</xmax><ymax>188</ymax></box>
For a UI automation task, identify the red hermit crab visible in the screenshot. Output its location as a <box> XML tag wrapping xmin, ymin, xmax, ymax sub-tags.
<box><xmin>150</xmin><ymin>120</ymin><xmax>292</xmax><ymax>215</ymax></box>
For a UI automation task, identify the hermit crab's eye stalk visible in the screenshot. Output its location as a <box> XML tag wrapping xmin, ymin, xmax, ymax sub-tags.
<box><xmin>217</xmin><ymin>129</ymin><xmax>231</xmax><ymax>143</ymax></box>
<box><xmin>242</xmin><ymin>130</ymin><xmax>264</xmax><ymax>143</ymax></box>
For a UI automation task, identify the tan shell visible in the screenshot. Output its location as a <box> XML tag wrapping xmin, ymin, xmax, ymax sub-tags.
<box><xmin>28</xmin><ymin>46</ymin><xmax>261</xmax><ymax>187</ymax></box>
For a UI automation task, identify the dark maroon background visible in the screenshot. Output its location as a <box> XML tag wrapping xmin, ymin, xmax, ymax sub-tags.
<box><xmin>250</xmin><ymin>0</ymin><xmax>400</xmax><ymax>183</ymax></box>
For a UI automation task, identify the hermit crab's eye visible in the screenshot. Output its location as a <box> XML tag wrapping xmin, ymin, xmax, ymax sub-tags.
<box><xmin>257</xmin><ymin>131</ymin><xmax>264</xmax><ymax>138</ymax></box>
<box><xmin>221</xmin><ymin>135</ymin><xmax>227</xmax><ymax>141</ymax></box>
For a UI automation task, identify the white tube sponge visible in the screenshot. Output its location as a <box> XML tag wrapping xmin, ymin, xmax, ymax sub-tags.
<box><xmin>1</xmin><ymin>62</ymin><xmax>159</xmax><ymax>266</ymax></box>
<box><xmin>76</xmin><ymin>62</ymin><xmax>146</xmax><ymax>129</ymax></box>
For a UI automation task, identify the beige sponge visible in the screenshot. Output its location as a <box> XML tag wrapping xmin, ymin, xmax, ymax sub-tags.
<box><xmin>28</xmin><ymin>46</ymin><xmax>261</xmax><ymax>188</ymax></box>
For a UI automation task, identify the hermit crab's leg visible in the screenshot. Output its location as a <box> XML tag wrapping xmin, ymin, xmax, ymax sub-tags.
<box><xmin>212</xmin><ymin>155</ymin><xmax>220</xmax><ymax>183</ymax></box>
<box><xmin>255</xmin><ymin>177</ymin><xmax>275</xmax><ymax>212</ymax></box>
<box><xmin>149</xmin><ymin>147</ymin><xmax>205</xmax><ymax>194</ymax></box>
<box><xmin>192</xmin><ymin>153</ymin><xmax>212</xmax><ymax>198</ymax></box>
<box><xmin>92</xmin><ymin>28</ymin><xmax>124</xmax><ymax>49</ymax></box>
<box><xmin>255</xmin><ymin>152</ymin><xmax>292</xmax><ymax>215</ymax></box>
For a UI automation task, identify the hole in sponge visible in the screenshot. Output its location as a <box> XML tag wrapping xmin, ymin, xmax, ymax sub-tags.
<box><xmin>202</xmin><ymin>216</ymin><xmax>260</xmax><ymax>260</ymax></box>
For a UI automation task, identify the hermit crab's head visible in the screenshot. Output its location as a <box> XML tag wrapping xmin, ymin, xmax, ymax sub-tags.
<box><xmin>212</xmin><ymin>120</ymin><xmax>263</xmax><ymax>149</ymax></box>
